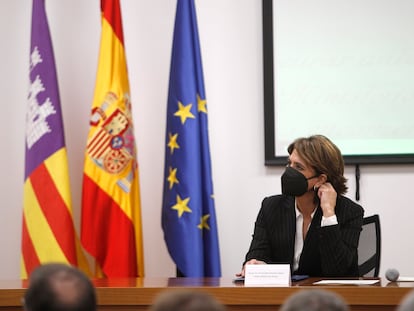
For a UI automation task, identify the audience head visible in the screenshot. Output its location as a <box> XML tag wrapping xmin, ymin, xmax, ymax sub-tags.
<box><xmin>288</xmin><ymin>134</ymin><xmax>348</xmax><ymax>195</ymax></box>
<box><xmin>24</xmin><ymin>263</ymin><xmax>96</xmax><ymax>311</ymax></box>
<box><xmin>149</xmin><ymin>290</ymin><xmax>227</xmax><ymax>311</ymax></box>
<box><xmin>397</xmin><ymin>289</ymin><xmax>414</xmax><ymax>311</ymax></box>
<box><xmin>280</xmin><ymin>289</ymin><xmax>349</xmax><ymax>311</ymax></box>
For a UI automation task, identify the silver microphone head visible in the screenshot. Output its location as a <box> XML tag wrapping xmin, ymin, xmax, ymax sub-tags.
<box><xmin>385</xmin><ymin>268</ymin><xmax>400</xmax><ymax>282</ymax></box>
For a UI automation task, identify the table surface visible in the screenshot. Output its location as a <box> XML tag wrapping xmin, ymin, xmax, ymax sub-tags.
<box><xmin>0</xmin><ymin>277</ymin><xmax>413</xmax><ymax>310</ymax></box>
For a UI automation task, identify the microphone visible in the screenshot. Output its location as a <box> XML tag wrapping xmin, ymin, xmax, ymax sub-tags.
<box><xmin>385</xmin><ymin>268</ymin><xmax>414</xmax><ymax>282</ymax></box>
<box><xmin>385</xmin><ymin>268</ymin><xmax>399</xmax><ymax>282</ymax></box>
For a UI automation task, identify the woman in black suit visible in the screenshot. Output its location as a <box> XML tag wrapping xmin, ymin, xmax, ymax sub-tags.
<box><xmin>239</xmin><ymin>135</ymin><xmax>364</xmax><ymax>277</ymax></box>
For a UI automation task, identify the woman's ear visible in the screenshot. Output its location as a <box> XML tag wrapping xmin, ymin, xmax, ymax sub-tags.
<box><xmin>318</xmin><ymin>174</ymin><xmax>328</xmax><ymax>184</ymax></box>
<box><xmin>314</xmin><ymin>174</ymin><xmax>327</xmax><ymax>190</ymax></box>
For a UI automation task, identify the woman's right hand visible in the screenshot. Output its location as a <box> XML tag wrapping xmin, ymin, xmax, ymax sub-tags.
<box><xmin>236</xmin><ymin>259</ymin><xmax>267</xmax><ymax>277</ymax></box>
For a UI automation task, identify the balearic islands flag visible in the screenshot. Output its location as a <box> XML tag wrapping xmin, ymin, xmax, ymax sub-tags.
<box><xmin>162</xmin><ymin>0</ymin><xmax>221</xmax><ymax>277</ymax></box>
<box><xmin>81</xmin><ymin>0</ymin><xmax>144</xmax><ymax>277</ymax></box>
<box><xmin>22</xmin><ymin>0</ymin><xmax>88</xmax><ymax>279</ymax></box>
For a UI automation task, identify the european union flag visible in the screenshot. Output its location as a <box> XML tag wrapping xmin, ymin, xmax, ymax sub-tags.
<box><xmin>162</xmin><ymin>0</ymin><xmax>221</xmax><ymax>277</ymax></box>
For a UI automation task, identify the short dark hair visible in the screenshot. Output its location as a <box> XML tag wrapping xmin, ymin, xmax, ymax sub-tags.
<box><xmin>288</xmin><ymin>135</ymin><xmax>348</xmax><ymax>195</ymax></box>
<box><xmin>280</xmin><ymin>289</ymin><xmax>349</xmax><ymax>311</ymax></box>
<box><xmin>24</xmin><ymin>263</ymin><xmax>96</xmax><ymax>311</ymax></box>
<box><xmin>149</xmin><ymin>290</ymin><xmax>227</xmax><ymax>311</ymax></box>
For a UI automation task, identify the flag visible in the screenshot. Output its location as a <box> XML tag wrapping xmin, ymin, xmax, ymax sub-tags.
<box><xmin>22</xmin><ymin>0</ymin><xmax>89</xmax><ymax>279</ymax></box>
<box><xmin>81</xmin><ymin>0</ymin><xmax>144</xmax><ymax>277</ymax></box>
<box><xmin>162</xmin><ymin>0</ymin><xmax>221</xmax><ymax>277</ymax></box>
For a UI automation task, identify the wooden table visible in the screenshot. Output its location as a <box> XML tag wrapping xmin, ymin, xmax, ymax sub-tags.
<box><xmin>0</xmin><ymin>277</ymin><xmax>413</xmax><ymax>311</ymax></box>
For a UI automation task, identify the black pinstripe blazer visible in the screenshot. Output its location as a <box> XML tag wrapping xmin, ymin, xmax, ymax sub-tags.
<box><xmin>244</xmin><ymin>194</ymin><xmax>364</xmax><ymax>277</ymax></box>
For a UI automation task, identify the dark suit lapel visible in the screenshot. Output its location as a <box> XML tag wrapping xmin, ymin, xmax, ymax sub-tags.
<box><xmin>298</xmin><ymin>207</ymin><xmax>322</xmax><ymax>271</ymax></box>
<box><xmin>306</xmin><ymin>207</ymin><xmax>322</xmax><ymax>239</ymax></box>
<box><xmin>281</xmin><ymin>196</ymin><xmax>296</xmax><ymax>265</ymax></box>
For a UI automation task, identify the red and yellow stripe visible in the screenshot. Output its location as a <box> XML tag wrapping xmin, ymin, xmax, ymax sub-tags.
<box><xmin>21</xmin><ymin>148</ymin><xmax>89</xmax><ymax>279</ymax></box>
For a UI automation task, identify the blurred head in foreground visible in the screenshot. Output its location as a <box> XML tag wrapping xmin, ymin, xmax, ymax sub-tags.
<box><xmin>280</xmin><ymin>289</ymin><xmax>349</xmax><ymax>311</ymax></box>
<box><xmin>149</xmin><ymin>290</ymin><xmax>227</xmax><ymax>311</ymax></box>
<box><xmin>24</xmin><ymin>263</ymin><xmax>96</xmax><ymax>311</ymax></box>
<box><xmin>397</xmin><ymin>289</ymin><xmax>414</xmax><ymax>311</ymax></box>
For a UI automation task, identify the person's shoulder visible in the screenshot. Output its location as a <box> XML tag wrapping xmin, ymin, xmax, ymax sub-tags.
<box><xmin>258</xmin><ymin>195</ymin><xmax>294</xmax><ymax>219</ymax></box>
<box><xmin>337</xmin><ymin>195</ymin><xmax>364</xmax><ymax>215</ymax></box>
<box><xmin>262</xmin><ymin>194</ymin><xmax>294</xmax><ymax>208</ymax></box>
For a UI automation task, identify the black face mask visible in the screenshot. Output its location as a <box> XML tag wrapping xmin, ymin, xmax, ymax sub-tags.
<box><xmin>281</xmin><ymin>166</ymin><xmax>318</xmax><ymax>197</ymax></box>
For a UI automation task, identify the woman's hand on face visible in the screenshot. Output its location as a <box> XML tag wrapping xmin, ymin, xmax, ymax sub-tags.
<box><xmin>317</xmin><ymin>182</ymin><xmax>337</xmax><ymax>217</ymax></box>
<box><xmin>236</xmin><ymin>259</ymin><xmax>267</xmax><ymax>277</ymax></box>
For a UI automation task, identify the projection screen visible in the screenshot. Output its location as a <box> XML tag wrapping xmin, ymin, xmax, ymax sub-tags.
<box><xmin>263</xmin><ymin>0</ymin><xmax>414</xmax><ymax>165</ymax></box>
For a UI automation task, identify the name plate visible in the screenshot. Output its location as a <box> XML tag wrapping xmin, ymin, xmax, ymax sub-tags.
<box><xmin>244</xmin><ymin>264</ymin><xmax>291</xmax><ymax>286</ymax></box>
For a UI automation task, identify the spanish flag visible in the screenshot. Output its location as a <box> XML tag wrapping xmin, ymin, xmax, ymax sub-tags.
<box><xmin>22</xmin><ymin>0</ymin><xmax>89</xmax><ymax>279</ymax></box>
<box><xmin>81</xmin><ymin>0</ymin><xmax>144</xmax><ymax>277</ymax></box>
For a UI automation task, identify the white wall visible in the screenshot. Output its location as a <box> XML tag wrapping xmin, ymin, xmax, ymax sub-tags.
<box><xmin>1</xmin><ymin>0</ymin><xmax>413</xmax><ymax>280</ymax></box>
